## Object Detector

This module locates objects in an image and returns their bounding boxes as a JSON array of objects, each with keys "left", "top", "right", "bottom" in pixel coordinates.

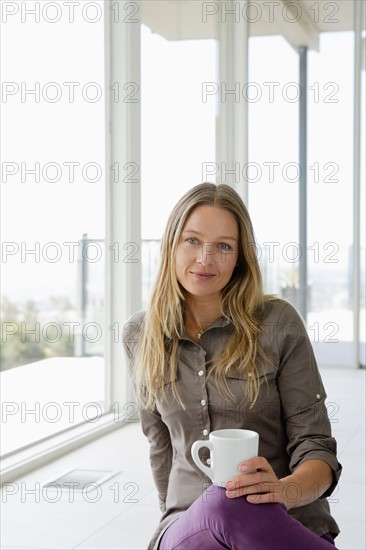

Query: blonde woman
[{"left": 123, "top": 183, "right": 341, "bottom": 550}]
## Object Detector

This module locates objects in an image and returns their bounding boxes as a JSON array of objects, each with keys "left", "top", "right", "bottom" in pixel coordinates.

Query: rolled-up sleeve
[{"left": 275, "top": 302, "right": 342, "bottom": 497}]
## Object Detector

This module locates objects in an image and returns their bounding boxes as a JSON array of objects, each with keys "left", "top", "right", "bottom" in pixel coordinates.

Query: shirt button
[
  {"left": 200, "top": 400, "right": 206, "bottom": 406},
  {"left": 198, "top": 370, "right": 204, "bottom": 376},
  {"left": 316, "top": 394, "right": 321, "bottom": 399},
  {"left": 202, "top": 429, "right": 209, "bottom": 436}
]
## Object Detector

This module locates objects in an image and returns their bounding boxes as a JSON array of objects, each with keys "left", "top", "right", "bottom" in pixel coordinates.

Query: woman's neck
[{"left": 184, "top": 296, "right": 223, "bottom": 331}]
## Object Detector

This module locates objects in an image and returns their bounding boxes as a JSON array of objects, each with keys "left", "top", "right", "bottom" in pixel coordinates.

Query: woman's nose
[{"left": 196, "top": 243, "right": 215, "bottom": 264}]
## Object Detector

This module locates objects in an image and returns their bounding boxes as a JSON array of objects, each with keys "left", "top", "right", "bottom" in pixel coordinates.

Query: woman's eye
[
  {"left": 186, "top": 238, "right": 199, "bottom": 245},
  {"left": 218, "top": 242, "right": 231, "bottom": 251}
]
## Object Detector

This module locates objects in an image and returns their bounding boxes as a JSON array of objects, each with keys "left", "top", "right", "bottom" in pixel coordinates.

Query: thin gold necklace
[{"left": 197, "top": 328, "right": 204, "bottom": 340}]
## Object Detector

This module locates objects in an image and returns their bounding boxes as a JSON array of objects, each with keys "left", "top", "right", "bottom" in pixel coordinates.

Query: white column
[
  {"left": 216, "top": 1, "right": 249, "bottom": 205},
  {"left": 299, "top": 47, "right": 308, "bottom": 322},
  {"left": 353, "top": 0, "right": 364, "bottom": 368},
  {"left": 105, "top": 1, "right": 142, "bottom": 406}
]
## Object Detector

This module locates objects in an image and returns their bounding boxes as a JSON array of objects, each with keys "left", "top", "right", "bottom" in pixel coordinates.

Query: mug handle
[{"left": 191, "top": 440, "right": 213, "bottom": 479}]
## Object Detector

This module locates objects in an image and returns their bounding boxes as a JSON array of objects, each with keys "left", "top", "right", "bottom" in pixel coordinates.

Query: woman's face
[{"left": 175, "top": 205, "right": 239, "bottom": 301}]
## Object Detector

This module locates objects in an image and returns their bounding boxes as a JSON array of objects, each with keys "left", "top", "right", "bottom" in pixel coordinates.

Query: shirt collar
[{"left": 180, "top": 315, "right": 233, "bottom": 341}]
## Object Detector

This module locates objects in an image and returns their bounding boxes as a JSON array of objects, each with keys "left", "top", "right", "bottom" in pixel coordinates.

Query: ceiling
[{"left": 141, "top": 0, "right": 364, "bottom": 52}]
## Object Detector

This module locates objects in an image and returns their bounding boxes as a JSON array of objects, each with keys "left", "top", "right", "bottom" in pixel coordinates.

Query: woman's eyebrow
[{"left": 182, "top": 229, "right": 237, "bottom": 241}]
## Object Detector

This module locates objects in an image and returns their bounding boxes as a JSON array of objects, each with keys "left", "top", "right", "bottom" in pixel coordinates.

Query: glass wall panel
[
  {"left": 1, "top": 3, "right": 106, "bottom": 454},
  {"left": 248, "top": 35, "right": 299, "bottom": 305},
  {"left": 307, "top": 32, "right": 354, "bottom": 366},
  {"left": 140, "top": 10, "right": 217, "bottom": 306},
  {"left": 359, "top": 30, "right": 365, "bottom": 369}
]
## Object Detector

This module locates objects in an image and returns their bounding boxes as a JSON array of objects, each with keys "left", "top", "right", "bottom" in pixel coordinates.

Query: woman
[{"left": 123, "top": 183, "right": 342, "bottom": 550}]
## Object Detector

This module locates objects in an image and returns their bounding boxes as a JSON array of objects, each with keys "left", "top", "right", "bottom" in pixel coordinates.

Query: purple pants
[{"left": 158, "top": 486, "right": 336, "bottom": 550}]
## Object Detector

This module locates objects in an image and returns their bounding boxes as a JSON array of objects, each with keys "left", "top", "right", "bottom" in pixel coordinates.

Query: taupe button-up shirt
[{"left": 123, "top": 299, "right": 342, "bottom": 549}]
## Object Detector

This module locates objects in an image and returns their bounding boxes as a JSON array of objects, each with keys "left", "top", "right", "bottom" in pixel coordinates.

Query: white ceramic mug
[{"left": 191, "top": 429, "right": 259, "bottom": 486}]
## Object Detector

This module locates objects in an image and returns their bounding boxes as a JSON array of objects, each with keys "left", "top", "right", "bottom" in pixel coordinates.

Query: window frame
[{"left": 1, "top": 1, "right": 142, "bottom": 483}]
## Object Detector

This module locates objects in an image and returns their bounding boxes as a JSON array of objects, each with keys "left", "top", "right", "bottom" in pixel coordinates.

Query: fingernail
[
  {"left": 239, "top": 464, "right": 247, "bottom": 472},
  {"left": 226, "top": 481, "right": 234, "bottom": 490}
]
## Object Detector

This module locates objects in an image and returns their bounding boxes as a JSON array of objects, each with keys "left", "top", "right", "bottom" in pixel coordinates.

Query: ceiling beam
[{"left": 259, "top": 0, "right": 319, "bottom": 52}]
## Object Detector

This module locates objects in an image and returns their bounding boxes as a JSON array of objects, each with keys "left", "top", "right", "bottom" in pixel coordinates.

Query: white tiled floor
[
  {"left": 319, "top": 367, "right": 366, "bottom": 550},
  {"left": 1, "top": 366, "right": 365, "bottom": 550}
]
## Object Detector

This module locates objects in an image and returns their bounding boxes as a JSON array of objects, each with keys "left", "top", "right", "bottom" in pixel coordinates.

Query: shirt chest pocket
[
  {"left": 224, "top": 362, "right": 278, "bottom": 402},
  {"left": 216, "top": 363, "right": 281, "bottom": 425}
]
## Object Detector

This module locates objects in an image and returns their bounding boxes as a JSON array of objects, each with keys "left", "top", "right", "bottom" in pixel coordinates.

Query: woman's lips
[{"left": 190, "top": 271, "right": 216, "bottom": 280}]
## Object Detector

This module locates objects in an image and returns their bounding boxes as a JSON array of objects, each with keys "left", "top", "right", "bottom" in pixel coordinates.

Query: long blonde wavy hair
[{"left": 133, "top": 183, "right": 274, "bottom": 410}]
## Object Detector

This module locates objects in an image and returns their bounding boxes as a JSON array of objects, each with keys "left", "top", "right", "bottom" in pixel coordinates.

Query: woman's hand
[
  {"left": 225, "top": 457, "right": 333, "bottom": 510},
  {"left": 225, "top": 456, "right": 293, "bottom": 509}
]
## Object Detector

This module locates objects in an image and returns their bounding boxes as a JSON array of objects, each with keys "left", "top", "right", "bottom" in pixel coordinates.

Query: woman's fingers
[
  {"left": 225, "top": 457, "right": 288, "bottom": 505},
  {"left": 226, "top": 471, "right": 261, "bottom": 490},
  {"left": 238, "top": 456, "right": 271, "bottom": 473},
  {"left": 246, "top": 491, "right": 285, "bottom": 505},
  {"left": 226, "top": 481, "right": 280, "bottom": 498},
  {"left": 225, "top": 478, "right": 289, "bottom": 507},
  {"left": 226, "top": 457, "right": 276, "bottom": 491}
]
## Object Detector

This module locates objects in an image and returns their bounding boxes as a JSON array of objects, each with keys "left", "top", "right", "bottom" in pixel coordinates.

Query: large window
[
  {"left": 140, "top": 16, "right": 218, "bottom": 306},
  {"left": 307, "top": 32, "right": 355, "bottom": 366},
  {"left": 248, "top": 35, "right": 299, "bottom": 300},
  {"left": 248, "top": 30, "right": 361, "bottom": 368},
  {"left": 1, "top": 2, "right": 106, "bottom": 454}
]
